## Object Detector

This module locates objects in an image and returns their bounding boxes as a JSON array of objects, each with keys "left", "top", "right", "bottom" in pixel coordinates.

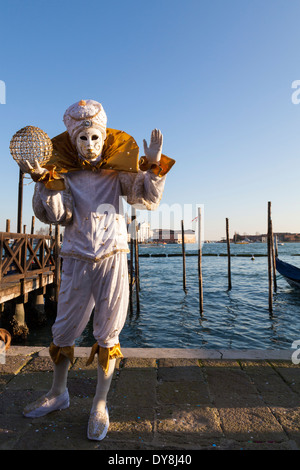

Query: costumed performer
[{"left": 21, "top": 99, "right": 175, "bottom": 441}]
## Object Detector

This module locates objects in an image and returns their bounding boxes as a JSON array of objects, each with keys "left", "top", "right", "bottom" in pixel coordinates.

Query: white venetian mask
[{"left": 75, "top": 127, "right": 104, "bottom": 161}]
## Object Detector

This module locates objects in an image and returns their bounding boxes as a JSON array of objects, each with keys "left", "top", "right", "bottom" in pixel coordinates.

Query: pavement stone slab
[
  {"left": 157, "top": 380, "right": 210, "bottom": 406},
  {"left": 218, "top": 406, "right": 288, "bottom": 442},
  {"left": 111, "top": 369, "right": 157, "bottom": 408},
  {"left": 155, "top": 405, "right": 223, "bottom": 448},
  {"left": 1, "top": 347, "right": 300, "bottom": 450}
]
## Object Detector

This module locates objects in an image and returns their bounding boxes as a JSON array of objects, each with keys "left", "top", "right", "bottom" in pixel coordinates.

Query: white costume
[
  {"left": 33, "top": 165, "right": 166, "bottom": 350},
  {"left": 22, "top": 99, "right": 174, "bottom": 440}
]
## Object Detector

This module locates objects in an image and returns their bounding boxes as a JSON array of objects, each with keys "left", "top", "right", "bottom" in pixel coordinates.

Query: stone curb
[{"left": 5, "top": 346, "right": 293, "bottom": 361}]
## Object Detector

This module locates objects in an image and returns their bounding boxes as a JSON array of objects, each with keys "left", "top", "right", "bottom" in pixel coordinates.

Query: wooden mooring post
[
  {"left": 31, "top": 215, "right": 35, "bottom": 234},
  {"left": 270, "top": 219, "right": 277, "bottom": 292},
  {"left": 181, "top": 219, "right": 187, "bottom": 294},
  {"left": 129, "top": 222, "right": 134, "bottom": 316},
  {"left": 198, "top": 208, "right": 203, "bottom": 315},
  {"left": 17, "top": 168, "right": 24, "bottom": 233},
  {"left": 267, "top": 201, "right": 273, "bottom": 313},
  {"left": 226, "top": 217, "right": 232, "bottom": 291},
  {"left": 275, "top": 235, "right": 278, "bottom": 259},
  {"left": 129, "top": 207, "right": 140, "bottom": 315},
  {"left": 134, "top": 209, "right": 140, "bottom": 314}
]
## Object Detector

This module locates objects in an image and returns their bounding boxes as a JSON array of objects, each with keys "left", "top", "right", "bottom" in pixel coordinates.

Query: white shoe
[
  {"left": 87, "top": 406, "right": 109, "bottom": 441},
  {"left": 23, "top": 389, "right": 70, "bottom": 418}
]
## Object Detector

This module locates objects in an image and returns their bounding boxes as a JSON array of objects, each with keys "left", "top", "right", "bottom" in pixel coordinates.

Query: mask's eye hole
[
  {"left": 80, "top": 136, "right": 87, "bottom": 140},
  {"left": 92, "top": 135, "right": 99, "bottom": 140}
]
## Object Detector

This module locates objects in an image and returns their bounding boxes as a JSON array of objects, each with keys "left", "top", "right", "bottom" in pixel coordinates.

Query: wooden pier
[{"left": 0, "top": 229, "right": 61, "bottom": 338}]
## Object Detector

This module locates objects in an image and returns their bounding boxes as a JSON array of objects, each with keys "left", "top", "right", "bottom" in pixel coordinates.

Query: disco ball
[{"left": 9, "top": 126, "right": 53, "bottom": 167}]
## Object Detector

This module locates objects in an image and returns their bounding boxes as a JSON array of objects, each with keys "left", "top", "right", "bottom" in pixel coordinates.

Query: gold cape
[{"left": 34, "top": 128, "right": 175, "bottom": 190}]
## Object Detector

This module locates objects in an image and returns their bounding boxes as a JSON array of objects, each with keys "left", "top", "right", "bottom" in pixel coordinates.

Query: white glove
[
  {"left": 143, "top": 129, "right": 163, "bottom": 164},
  {"left": 18, "top": 159, "right": 49, "bottom": 178}
]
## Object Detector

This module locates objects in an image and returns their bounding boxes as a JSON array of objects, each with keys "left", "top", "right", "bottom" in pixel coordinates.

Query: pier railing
[{"left": 0, "top": 232, "right": 57, "bottom": 283}]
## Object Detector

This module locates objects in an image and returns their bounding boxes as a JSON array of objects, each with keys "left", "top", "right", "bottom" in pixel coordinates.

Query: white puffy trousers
[{"left": 52, "top": 252, "right": 129, "bottom": 349}]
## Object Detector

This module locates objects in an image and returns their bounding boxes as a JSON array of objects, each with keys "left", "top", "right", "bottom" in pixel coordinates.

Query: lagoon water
[{"left": 22, "top": 242, "right": 300, "bottom": 351}]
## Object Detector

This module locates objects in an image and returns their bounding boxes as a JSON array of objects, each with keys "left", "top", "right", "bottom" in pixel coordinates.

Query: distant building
[
  {"left": 137, "top": 222, "right": 151, "bottom": 242},
  {"left": 151, "top": 229, "right": 176, "bottom": 243},
  {"left": 233, "top": 232, "right": 300, "bottom": 243},
  {"left": 151, "top": 229, "right": 196, "bottom": 244},
  {"left": 176, "top": 229, "right": 196, "bottom": 244},
  {"left": 278, "top": 232, "right": 300, "bottom": 242}
]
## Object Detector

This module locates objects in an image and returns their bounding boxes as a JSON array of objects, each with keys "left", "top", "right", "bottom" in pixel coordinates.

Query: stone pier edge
[{"left": 6, "top": 346, "right": 294, "bottom": 361}]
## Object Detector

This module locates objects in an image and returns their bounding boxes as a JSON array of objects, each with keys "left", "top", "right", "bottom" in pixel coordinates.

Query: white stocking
[
  {"left": 47, "top": 356, "right": 70, "bottom": 398},
  {"left": 91, "top": 358, "right": 116, "bottom": 413}
]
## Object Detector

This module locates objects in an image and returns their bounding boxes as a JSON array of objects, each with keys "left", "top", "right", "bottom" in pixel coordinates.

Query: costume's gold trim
[
  {"left": 49, "top": 342, "right": 75, "bottom": 365},
  {"left": 35, "top": 129, "right": 174, "bottom": 190},
  {"left": 86, "top": 342, "right": 123, "bottom": 375},
  {"left": 32, "top": 167, "right": 66, "bottom": 190},
  {"left": 139, "top": 154, "right": 175, "bottom": 177},
  {"left": 43, "top": 128, "right": 139, "bottom": 190},
  {"left": 60, "top": 248, "right": 130, "bottom": 263}
]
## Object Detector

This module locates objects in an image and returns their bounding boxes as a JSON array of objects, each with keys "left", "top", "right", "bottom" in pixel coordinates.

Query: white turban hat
[{"left": 63, "top": 99, "right": 107, "bottom": 145}]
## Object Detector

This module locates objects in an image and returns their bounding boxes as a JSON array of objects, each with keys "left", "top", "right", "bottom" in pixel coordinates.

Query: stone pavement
[{"left": 1, "top": 346, "right": 300, "bottom": 451}]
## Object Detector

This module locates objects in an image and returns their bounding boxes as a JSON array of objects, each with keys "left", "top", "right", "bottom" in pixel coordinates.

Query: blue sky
[{"left": 1, "top": 0, "right": 300, "bottom": 240}]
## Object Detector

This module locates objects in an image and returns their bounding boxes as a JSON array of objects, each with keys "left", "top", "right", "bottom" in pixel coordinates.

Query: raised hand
[
  {"left": 18, "top": 159, "right": 48, "bottom": 178},
  {"left": 143, "top": 129, "right": 163, "bottom": 164}
]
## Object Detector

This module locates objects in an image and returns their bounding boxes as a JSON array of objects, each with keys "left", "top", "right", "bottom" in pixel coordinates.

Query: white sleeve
[
  {"left": 32, "top": 181, "right": 73, "bottom": 225},
  {"left": 119, "top": 170, "right": 166, "bottom": 210}
]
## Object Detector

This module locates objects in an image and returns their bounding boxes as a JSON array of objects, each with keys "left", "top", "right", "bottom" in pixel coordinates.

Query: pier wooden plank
[{"left": 0, "top": 271, "right": 54, "bottom": 303}]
